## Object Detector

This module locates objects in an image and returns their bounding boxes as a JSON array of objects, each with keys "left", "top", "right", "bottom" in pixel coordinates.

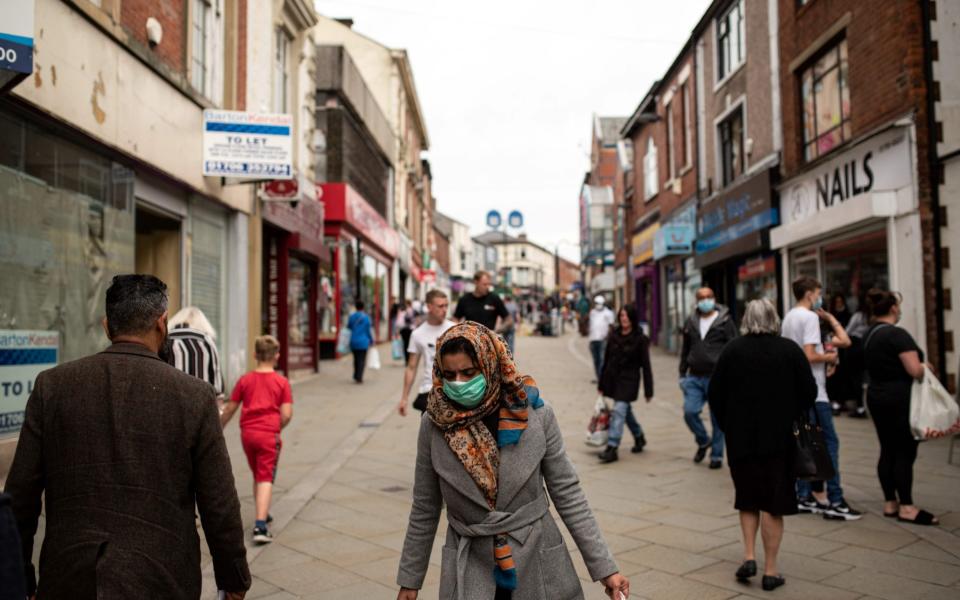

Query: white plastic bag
[
  {"left": 336, "top": 327, "right": 351, "bottom": 355},
  {"left": 585, "top": 396, "right": 612, "bottom": 447},
  {"left": 367, "top": 346, "right": 382, "bottom": 370},
  {"left": 910, "top": 366, "right": 960, "bottom": 440}
]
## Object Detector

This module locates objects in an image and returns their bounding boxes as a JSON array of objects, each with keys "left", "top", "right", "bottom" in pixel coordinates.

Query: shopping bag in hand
[
  {"left": 586, "top": 396, "right": 612, "bottom": 447},
  {"left": 336, "top": 327, "right": 351, "bottom": 355},
  {"left": 391, "top": 338, "right": 404, "bottom": 361},
  {"left": 367, "top": 347, "right": 382, "bottom": 370},
  {"left": 910, "top": 366, "right": 960, "bottom": 440}
]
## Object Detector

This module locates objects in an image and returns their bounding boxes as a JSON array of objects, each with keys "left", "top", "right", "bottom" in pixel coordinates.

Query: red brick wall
[
  {"left": 121, "top": 0, "right": 187, "bottom": 75},
  {"left": 779, "top": 0, "right": 939, "bottom": 364}
]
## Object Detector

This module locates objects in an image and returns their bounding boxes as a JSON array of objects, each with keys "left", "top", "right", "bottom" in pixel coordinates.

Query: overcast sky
[{"left": 314, "top": 0, "right": 712, "bottom": 261}]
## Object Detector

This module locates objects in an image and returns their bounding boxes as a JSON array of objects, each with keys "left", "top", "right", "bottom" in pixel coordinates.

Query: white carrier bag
[{"left": 910, "top": 366, "right": 960, "bottom": 440}]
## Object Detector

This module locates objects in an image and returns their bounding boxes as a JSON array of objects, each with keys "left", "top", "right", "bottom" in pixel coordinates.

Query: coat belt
[{"left": 446, "top": 492, "right": 549, "bottom": 600}]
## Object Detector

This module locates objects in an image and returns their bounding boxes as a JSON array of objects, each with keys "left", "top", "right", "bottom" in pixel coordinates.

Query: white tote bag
[
  {"left": 909, "top": 366, "right": 960, "bottom": 440},
  {"left": 367, "top": 346, "right": 382, "bottom": 370}
]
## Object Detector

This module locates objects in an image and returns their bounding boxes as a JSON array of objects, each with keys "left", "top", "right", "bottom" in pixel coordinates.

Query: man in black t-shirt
[{"left": 454, "top": 271, "right": 512, "bottom": 333}]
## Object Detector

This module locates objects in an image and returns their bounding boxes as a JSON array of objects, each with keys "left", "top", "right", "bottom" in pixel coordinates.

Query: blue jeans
[
  {"left": 681, "top": 376, "right": 724, "bottom": 460},
  {"left": 504, "top": 329, "right": 516, "bottom": 356},
  {"left": 607, "top": 400, "right": 644, "bottom": 448},
  {"left": 797, "top": 402, "right": 844, "bottom": 504},
  {"left": 589, "top": 340, "right": 605, "bottom": 380}
]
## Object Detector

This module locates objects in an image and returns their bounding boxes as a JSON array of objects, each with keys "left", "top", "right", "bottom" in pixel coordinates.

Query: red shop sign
[{"left": 738, "top": 257, "right": 776, "bottom": 281}]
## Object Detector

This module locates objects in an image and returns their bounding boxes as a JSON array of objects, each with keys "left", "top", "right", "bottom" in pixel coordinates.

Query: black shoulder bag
[{"left": 794, "top": 408, "right": 836, "bottom": 482}]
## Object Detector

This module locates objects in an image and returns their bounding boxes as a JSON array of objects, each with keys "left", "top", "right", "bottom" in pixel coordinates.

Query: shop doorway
[{"left": 135, "top": 205, "right": 182, "bottom": 313}]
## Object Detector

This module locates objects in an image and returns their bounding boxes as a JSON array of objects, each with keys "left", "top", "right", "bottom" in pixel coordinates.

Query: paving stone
[
  {"left": 819, "top": 566, "right": 960, "bottom": 600},
  {"left": 641, "top": 507, "right": 738, "bottom": 533},
  {"left": 821, "top": 523, "right": 918, "bottom": 552},
  {"left": 626, "top": 524, "right": 732, "bottom": 553},
  {"left": 619, "top": 543, "right": 720, "bottom": 575},
  {"left": 255, "top": 558, "right": 363, "bottom": 595},
  {"left": 630, "top": 569, "right": 739, "bottom": 600},
  {"left": 686, "top": 560, "right": 860, "bottom": 600},
  {"left": 821, "top": 544, "right": 960, "bottom": 585},
  {"left": 896, "top": 540, "right": 960, "bottom": 566},
  {"left": 245, "top": 576, "right": 282, "bottom": 599},
  {"left": 705, "top": 542, "right": 853, "bottom": 582}
]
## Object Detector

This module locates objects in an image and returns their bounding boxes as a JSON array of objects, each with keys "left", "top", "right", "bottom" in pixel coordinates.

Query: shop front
[
  {"left": 772, "top": 124, "right": 925, "bottom": 348},
  {"left": 654, "top": 201, "right": 698, "bottom": 352},
  {"left": 695, "top": 168, "right": 780, "bottom": 321},
  {"left": 261, "top": 183, "right": 327, "bottom": 377},
  {"left": 631, "top": 221, "right": 660, "bottom": 342},
  {"left": 321, "top": 183, "right": 399, "bottom": 358}
]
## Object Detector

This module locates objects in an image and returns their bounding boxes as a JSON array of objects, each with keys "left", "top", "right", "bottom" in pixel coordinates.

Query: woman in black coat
[
  {"left": 708, "top": 299, "right": 816, "bottom": 592},
  {"left": 597, "top": 304, "right": 654, "bottom": 464}
]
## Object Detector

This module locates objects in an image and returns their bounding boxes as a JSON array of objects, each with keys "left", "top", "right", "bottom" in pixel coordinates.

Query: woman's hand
[
  {"left": 602, "top": 572, "right": 629, "bottom": 598},
  {"left": 397, "top": 587, "right": 418, "bottom": 600}
]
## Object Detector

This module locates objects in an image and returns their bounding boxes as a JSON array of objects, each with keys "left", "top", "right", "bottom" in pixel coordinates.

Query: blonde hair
[
  {"left": 740, "top": 298, "right": 781, "bottom": 335},
  {"left": 255, "top": 335, "right": 280, "bottom": 362},
  {"left": 168, "top": 306, "right": 217, "bottom": 340}
]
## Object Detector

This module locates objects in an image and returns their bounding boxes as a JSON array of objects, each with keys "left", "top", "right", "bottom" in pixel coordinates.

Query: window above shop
[
  {"left": 717, "top": 0, "right": 745, "bottom": 82},
  {"left": 273, "top": 27, "right": 291, "bottom": 113},
  {"left": 801, "top": 38, "right": 851, "bottom": 162},
  {"left": 643, "top": 137, "right": 658, "bottom": 201},
  {"left": 718, "top": 106, "right": 745, "bottom": 188}
]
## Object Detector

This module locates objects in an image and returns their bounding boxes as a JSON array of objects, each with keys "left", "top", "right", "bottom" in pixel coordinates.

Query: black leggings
[
  {"left": 352, "top": 349, "right": 367, "bottom": 382},
  {"left": 868, "top": 395, "right": 919, "bottom": 505}
]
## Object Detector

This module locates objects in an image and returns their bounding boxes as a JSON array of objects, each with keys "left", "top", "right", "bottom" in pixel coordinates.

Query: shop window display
[
  {"left": 823, "top": 229, "right": 887, "bottom": 311},
  {"left": 287, "top": 255, "right": 315, "bottom": 370},
  {"left": 0, "top": 110, "right": 135, "bottom": 368}
]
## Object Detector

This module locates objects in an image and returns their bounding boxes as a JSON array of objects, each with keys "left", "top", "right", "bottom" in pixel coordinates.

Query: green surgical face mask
[{"left": 442, "top": 374, "right": 487, "bottom": 408}]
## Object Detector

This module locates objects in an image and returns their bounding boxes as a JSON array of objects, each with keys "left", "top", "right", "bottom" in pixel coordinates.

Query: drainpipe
[{"left": 920, "top": 0, "right": 947, "bottom": 377}]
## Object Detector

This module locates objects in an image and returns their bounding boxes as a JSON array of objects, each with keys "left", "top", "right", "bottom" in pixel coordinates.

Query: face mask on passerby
[
  {"left": 811, "top": 292, "right": 824, "bottom": 311},
  {"left": 697, "top": 298, "right": 715, "bottom": 314},
  {"left": 443, "top": 374, "right": 487, "bottom": 408}
]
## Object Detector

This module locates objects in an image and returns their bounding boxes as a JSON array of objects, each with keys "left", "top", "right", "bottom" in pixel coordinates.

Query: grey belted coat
[{"left": 397, "top": 401, "right": 618, "bottom": 599}]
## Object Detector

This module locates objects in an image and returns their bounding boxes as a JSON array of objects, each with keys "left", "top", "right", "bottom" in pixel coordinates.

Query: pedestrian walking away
[
  {"left": 708, "top": 299, "right": 818, "bottom": 592},
  {"left": 220, "top": 334, "right": 294, "bottom": 543},
  {"left": 396, "top": 322, "right": 629, "bottom": 600},
  {"left": 587, "top": 295, "right": 615, "bottom": 383},
  {"left": 678, "top": 286, "right": 736, "bottom": 469},
  {"left": 862, "top": 289, "right": 940, "bottom": 525},
  {"left": 168, "top": 306, "right": 225, "bottom": 407},
  {"left": 843, "top": 293, "right": 872, "bottom": 418},
  {"left": 348, "top": 300, "right": 375, "bottom": 383},
  {"left": 3, "top": 274, "right": 250, "bottom": 600},
  {"left": 781, "top": 276, "right": 862, "bottom": 521},
  {"left": 503, "top": 295, "right": 520, "bottom": 356},
  {"left": 454, "top": 270, "right": 513, "bottom": 334},
  {"left": 398, "top": 299, "right": 416, "bottom": 364},
  {"left": 597, "top": 304, "right": 654, "bottom": 464},
  {"left": 398, "top": 290, "right": 455, "bottom": 416}
]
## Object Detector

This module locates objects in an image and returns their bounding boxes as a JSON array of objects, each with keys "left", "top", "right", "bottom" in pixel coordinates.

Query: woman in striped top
[{"left": 168, "top": 306, "right": 224, "bottom": 404}]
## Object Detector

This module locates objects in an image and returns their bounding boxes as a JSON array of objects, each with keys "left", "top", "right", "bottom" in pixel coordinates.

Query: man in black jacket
[
  {"left": 679, "top": 286, "right": 737, "bottom": 469},
  {"left": 4, "top": 275, "right": 250, "bottom": 600}
]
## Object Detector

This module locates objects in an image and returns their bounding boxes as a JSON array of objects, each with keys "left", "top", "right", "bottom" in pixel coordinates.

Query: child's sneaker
[{"left": 253, "top": 525, "right": 273, "bottom": 544}]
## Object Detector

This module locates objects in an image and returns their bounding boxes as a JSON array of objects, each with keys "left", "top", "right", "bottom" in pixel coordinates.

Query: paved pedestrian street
[{"left": 198, "top": 332, "right": 960, "bottom": 600}]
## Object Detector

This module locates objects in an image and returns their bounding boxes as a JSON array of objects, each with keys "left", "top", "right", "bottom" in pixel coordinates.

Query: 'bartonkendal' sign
[
  {"left": 202, "top": 110, "right": 293, "bottom": 179},
  {"left": 0, "top": 330, "right": 58, "bottom": 436}
]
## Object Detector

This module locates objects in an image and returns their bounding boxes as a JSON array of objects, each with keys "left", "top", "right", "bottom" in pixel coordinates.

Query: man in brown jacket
[{"left": 4, "top": 274, "right": 250, "bottom": 599}]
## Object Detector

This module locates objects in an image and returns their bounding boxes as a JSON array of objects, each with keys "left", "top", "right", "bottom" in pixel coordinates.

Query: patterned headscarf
[{"left": 426, "top": 321, "right": 542, "bottom": 590}]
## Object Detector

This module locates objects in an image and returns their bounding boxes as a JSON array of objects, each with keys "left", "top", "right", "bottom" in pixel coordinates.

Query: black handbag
[{"left": 794, "top": 409, "right": 836, "bottom": 482}]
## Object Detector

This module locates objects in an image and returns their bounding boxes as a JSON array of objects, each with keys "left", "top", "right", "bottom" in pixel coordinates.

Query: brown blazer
[{"left": 3, "top": 343, "right": 250, "bottom": 599}]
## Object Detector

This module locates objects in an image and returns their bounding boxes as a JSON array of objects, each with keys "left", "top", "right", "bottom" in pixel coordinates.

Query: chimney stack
[{"left": 334, "top": 18, "right": 354, "bottom": 28}]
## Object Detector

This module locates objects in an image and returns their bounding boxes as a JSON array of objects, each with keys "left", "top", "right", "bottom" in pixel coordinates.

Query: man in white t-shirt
[
  {"left": 398, "top": 290, "right": 455, "bottom": 416},
  {"left": 781, "top": 276, "right": 861, "bottom": 521},
  {"left": 588, "top": 295, "right": 616, "bottom": 383}
]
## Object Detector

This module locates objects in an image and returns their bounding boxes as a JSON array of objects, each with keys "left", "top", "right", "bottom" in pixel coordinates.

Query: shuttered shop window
[{"left": 191, "top": 217, "right": 225, "bottom": 343}]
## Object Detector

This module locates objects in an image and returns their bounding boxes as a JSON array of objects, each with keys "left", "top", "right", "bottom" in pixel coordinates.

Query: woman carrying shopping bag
[
  {"left": 596, "top": 305, "right": 653, "bottom": 463},
  {"left": 863, "top": 289, "right": 940, "bottom": 525},
  {"left": 395, "top": 322, "right": 629, "bottom": 599},
  {"left": 348, "top": 300, "right": 375, "bottom": 383}
]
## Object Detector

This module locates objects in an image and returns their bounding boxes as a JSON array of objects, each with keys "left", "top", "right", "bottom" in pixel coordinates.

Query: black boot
[
  {"left": 631, "top": 435, "right": 646, "bottom": 453},
  {"left": 598, "top": 446, "right": 619, "bottom": 463}
]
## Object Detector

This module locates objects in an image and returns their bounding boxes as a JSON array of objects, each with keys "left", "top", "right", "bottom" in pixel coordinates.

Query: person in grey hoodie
[{"left": 679, "top": 287, "right": 738, "bottom": 469}]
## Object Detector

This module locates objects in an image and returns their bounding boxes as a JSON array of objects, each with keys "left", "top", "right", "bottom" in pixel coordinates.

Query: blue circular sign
[
  {"left": 508, "top": 210, "right": 523, "bottom": 229},
  {"left": 486, "top": 210, "right": 502, "bottom": 229}
]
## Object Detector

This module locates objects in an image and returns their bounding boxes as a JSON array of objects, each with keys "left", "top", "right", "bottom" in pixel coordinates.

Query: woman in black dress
[
  {"left": 709, "top": 299, "right": 816, "bottom": 592},
  {"left": 862, "top": 289, "right": 939, "bottom": 525}
]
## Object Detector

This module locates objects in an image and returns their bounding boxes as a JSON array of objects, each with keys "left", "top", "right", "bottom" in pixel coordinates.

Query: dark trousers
[
  {"left": 400, "top": 328, "right": 412, "bottom": 364},
  {"left": 589, "top": 340, "right": 605, "bottom": 380},
  {"left": 868, "top": 396, "right": 919, "bottom": 505},
  {"left": 352, "top": 349, "right": 368, "bottom": 382}
]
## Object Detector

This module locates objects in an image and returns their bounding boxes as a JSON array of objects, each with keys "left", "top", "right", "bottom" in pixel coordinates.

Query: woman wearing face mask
[
  {"left": 395, "top": 322, "right": 630, "bottom": 600},
  {"left": 862, "top": 289, "right": 940, "bottom": 525},
  {"left": 597, "top": 305, "right": 654, "bottom": 463}
]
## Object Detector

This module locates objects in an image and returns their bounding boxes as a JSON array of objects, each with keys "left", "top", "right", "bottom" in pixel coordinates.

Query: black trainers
[
  {"left": 252, "top": 526, "right": 273, "bottom": 544},
  {"left": 824, "top": 500, "right": 863, "bottom": 521},
  {"left": 798, "top": 496, "right": 830, "bottom": 514},
  {"left": 709, "top": 459, "right": 723, "bottom": 469},
  {"left": 693, "top": 444, "right": 709, "bottom": 463},
  {"left": 762, "top": 575, "right": 785, "bottom": 591},
  {"left": 631, "top": 435, "right": 646, "bottom": 454},
  {"left": 266, "top": 513, "right": 274, "bottom": 524},
  {"left": 735, "top": 559, "right": 757, "bottom": 581}
]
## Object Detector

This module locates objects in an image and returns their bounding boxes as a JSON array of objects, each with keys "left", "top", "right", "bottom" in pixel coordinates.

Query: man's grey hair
[
  {"left": 740, "top": 298, "right": 781, "bottom": 335},
  {"left": 105, "top": 274, "right": 169, "bottom": 337}
]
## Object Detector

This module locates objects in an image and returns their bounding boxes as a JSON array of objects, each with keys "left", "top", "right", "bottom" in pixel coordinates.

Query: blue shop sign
[
  {"left": 695, "top": 170, "right": 777, "bottom": 258},
  {"left": 0, "top": 1, "right": 34, "bottom": 88},
  {"left": 695, "top": 208, "right": 779, "bottom": 254},
  {"left": 653, "top": 224, "right": 695, "bottom": 259}
]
